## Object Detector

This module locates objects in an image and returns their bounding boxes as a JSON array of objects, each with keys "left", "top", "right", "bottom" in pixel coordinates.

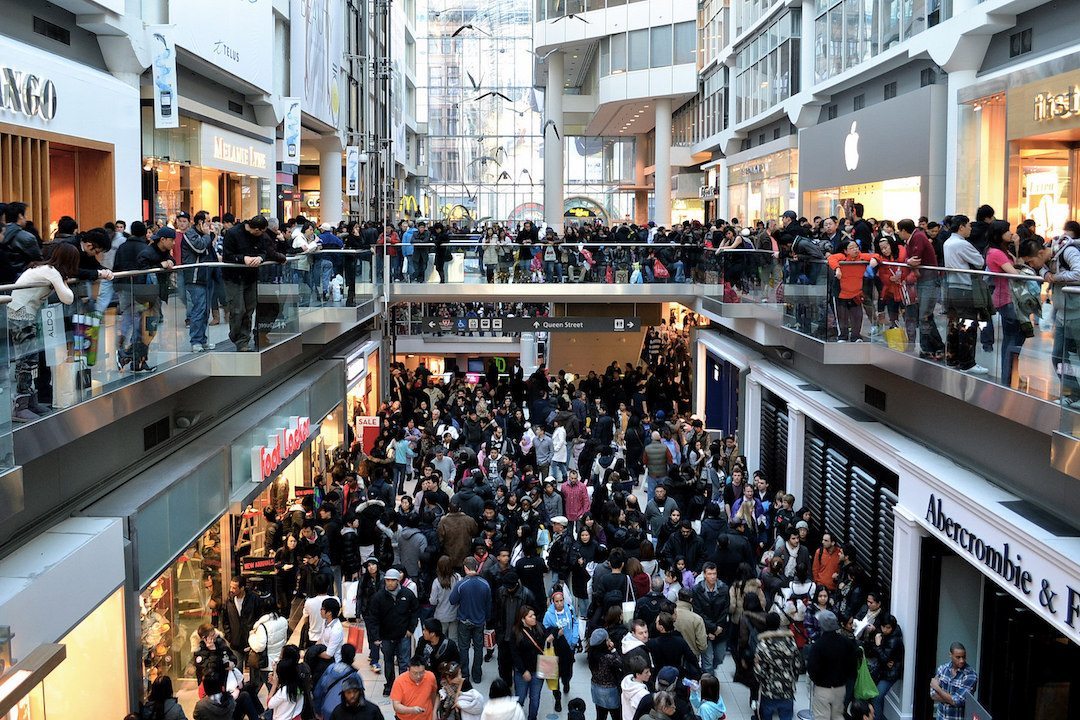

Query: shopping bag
[
  {"left": 347, "top": 623, "right": 364, "bottom": 652},
  {"left": 654, "top": 262, "right": 670, "bottom": 280},
  {"left": 536, "top": 649, "right": 559, "bottom": 681},
  {"left": 884, "top": 325, "right": 908, "bottom": 352},
  {"left": 483, "top": 629, "right": 496, "bottom": 650},
  {"left": 854, "top": 649, "right": 879, "bottom": 700},
  {"left": 342, "top": 581, "right": 359, "bottom": 620}
]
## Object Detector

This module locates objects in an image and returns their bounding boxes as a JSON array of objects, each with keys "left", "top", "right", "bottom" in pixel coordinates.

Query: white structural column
[
  {"left": 653, "top": 98, "right": 672, "bottom": 226},
  {"left": 742, "top": 375, "right": 761, "bottom": 470},
  {"left": 715, "top": 158, "right": 729, "bottom": 221},
  {"left": 520, "top": 332, "right": 538, "bottom": 375},
  {"left": 944, "top": 68, "right": 977, "bottom": 216},
  {"left": 543, "top": 51, "right": 565, "bottom": 232},
  {"left": 890, "top": 505, "right": 929, "bottom": 720},
  {"left": 318, "top": 135, "right": 344, "bottom": 225},
  {"left": 784, "top": 406, "right": 806, "bottom": 501}
]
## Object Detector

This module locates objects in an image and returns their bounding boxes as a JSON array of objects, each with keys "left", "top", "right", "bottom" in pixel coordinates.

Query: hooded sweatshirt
[
  {"left": 621, "top": 674, "right": 651, "bottom": 720},
  {"left": 480, "top": 697, "right": 526, "bottom": 720}
]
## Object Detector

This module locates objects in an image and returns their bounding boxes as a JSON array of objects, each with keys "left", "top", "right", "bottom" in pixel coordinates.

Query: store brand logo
[
  {"left": 844, "top": 121, "right": 859, "bottom": 171},
  {"left": 213, "top": 136, "right": 268, "bottom": 170},
  {"left": 212, "top": 41, "right": 240, "bottom": 64},
  {"left": 251, "top": 415, "right": 311, "bottom": 483},
  {"left": 1033, "top": 85, "right": 1080, "bottom": 122},
  {"left": 0, "top": 67, "right": 57, "bottom": 121}
]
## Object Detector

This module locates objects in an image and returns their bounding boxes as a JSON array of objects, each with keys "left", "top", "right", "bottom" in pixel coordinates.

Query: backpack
[
  {"left": 792, "top": 235, "right": 827, "bottom": 260},
  {"left": 1011, "top": 265, "right": 1041, "bottom": 316}
]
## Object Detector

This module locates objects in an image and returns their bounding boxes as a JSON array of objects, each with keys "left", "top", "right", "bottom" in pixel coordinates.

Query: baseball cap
[
  {"left": 154, "top": 227, "right": 177, "bottom": 240},
  {"left": 175, "top": 211, "right": 191, "bottom": 220},
  {"left": 384, "top": 569, "right": 402, "bottom": 580},
  {"left": 656, "top": 666, "right": 680, "bottom": 688},
  {"left": 782, "top": 210, "right": 798, "bottom": 220}
]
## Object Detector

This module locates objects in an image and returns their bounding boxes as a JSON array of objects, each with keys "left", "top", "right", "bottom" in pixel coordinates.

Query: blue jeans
[
  {"left": 551, "top": 460, "right": 567, "bottom": 482},
  {"left": 760, "top": 696, "right": 793, "bottom": 720},
  {"left": 514, "top": 671, "right": 543, "bottom": 720},
  {"left": 456, "top": 621, "right": 486, "bottom": 683},
  {"left": 646, "top": 474, "right": 662, "bottom": 500},
  {"left": 184, "top": 283, "right": 209, "bottom": 346},
  {"left": 997, "top": 302, "right": 1026, "bottom": 385},
  {"left": 117, "top": 289, "right": 136, "bottom": 349},
  {"left": 94, "top": 279, "right": 114, "bottom": 315},
  {"left": 391, "top": 254, "right": 404, "bottom": 281},
  {"left": 380, "top": 636, "right": 412, "bottom": 686},
  {"left": 701, "top": 634, "right": 728, "bottom": 675},
  {"left": 544, "top": 260, "right": 562, "bottom": 282},
  {"left": 1052, "top": 321, "right": 1080, "bottom": 398},
  {"left": 873, "top": 678, "right": 895, "bottom": 719}
]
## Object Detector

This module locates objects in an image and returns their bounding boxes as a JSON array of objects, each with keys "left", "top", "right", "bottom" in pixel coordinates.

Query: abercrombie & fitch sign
[
  {"left": 0, "top": 67, "right": 58, "bottom": 121},
  {"left": 922, "top": 492, "right": 1080, "bottom": 640}
]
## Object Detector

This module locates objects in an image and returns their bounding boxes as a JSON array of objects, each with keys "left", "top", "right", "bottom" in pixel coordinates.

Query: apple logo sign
[{"left": 845, "top": 121, "right": 860, "bottom": 171}]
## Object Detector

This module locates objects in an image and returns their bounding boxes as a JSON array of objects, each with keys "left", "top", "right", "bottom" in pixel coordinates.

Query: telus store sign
[{"left": 251, "top": 416, "right": 311, "bottom": 483}]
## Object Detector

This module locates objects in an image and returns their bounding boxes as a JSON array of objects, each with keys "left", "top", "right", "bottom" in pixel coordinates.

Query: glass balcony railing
[
  {"left": 1059, "top": 287, "right": 1080, "bottom": 429},
  {"left": 0, "top": 255, "right": 380, "bottom": 431},
  {"left": 379, "top": 238, "right": 755, "bottom": 285}
]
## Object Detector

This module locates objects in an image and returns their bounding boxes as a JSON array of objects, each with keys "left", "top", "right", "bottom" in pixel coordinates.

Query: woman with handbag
[
  {"left": 988, "top": 230, "right": 1050, "bottom": 386},
  {"left": 542, "top": 587, "right": 578, "bottom": 712},
  {"left": 512, "top": 607, "right": 550, "bottom": 720}
]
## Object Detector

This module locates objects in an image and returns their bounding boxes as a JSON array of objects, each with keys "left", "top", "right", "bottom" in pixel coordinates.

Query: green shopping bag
[{"left": 854, "top": 648, "right": 879, "bottom": 701}]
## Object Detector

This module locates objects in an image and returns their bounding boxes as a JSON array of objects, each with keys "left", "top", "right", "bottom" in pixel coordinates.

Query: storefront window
[
  {"left": 956, "top": 94, "right": 1006, "bottom": 219},
  {"left": 727, "top": 148, "right": 799, "bottom": 224},
  {"left": 804, "top": 175, "right": 922, "bottom": 222}
]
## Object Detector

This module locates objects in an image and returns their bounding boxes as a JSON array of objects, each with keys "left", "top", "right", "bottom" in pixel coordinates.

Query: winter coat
[
  {"left": 674, "top": 600, "right": 708, "bottom": 656},
  {"left": 340, "top": 526, "right": 363, "bottom": 579},
  {"left": 541, "top": 491, "right": 564, "bottom": 520},
  {"left": 329, "top": 697, "right": 383, "bottom": 720},
  {"left": 192, "top": 694, "right": 235, "bottom": 720},
  {"left": 754, "top": 628, "right": 804, "bottom": 699},
  {"left": 313, "top": 662, "right": 361, "bottom": 720},
  {"left": 866, "top": 626, "right": 905, "bottom": 683},
  {"left": 394, "top": 526, "right": 428, "bottom": 577},
  {"left": 366, "top": 586, "right": 419, "bottom": 642},
  {"left": 248, "top": 612, "right": 288, "bottom": 669},
  {"left": 140, "top": 698, "right": 186, "bottom": 720},
  {"left": 481, "top": 697, "right": 527, "bottom": 720},
  {"left": 438, "top": 512, "right": 478, "bottom": 567},
  {"left": 645, "top": 497, "right": 679, "bottom": 536},
  {"left": 806, "top": 630, "right": 859, "bottom": 689},
  {"left": 691, "top": 579, "right": 731, "bottom": 635},
  {"left": 646, "top": 631, "right": 702, "bottom": 678},
  {"left": 661, "top": 528, "right": 706, "bottom": 572}
]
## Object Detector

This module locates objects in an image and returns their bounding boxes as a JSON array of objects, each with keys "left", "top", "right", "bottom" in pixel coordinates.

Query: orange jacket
[
  {"left": 812, "top": 545, "right": 842, "bottom": 590},
  {"left": 876, "top": 246, "right": 917, "bottom": 302},
  {"left": 827, "top": 252, "right": 879, "bottom": 299}
]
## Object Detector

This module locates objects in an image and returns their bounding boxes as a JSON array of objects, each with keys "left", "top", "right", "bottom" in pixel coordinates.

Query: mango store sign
[
  {"left": 905, "top": 476, "right": 1080, "bottom": 644},
  {"left": 251, "top": 416, "right": 311, "bottom": 483}
]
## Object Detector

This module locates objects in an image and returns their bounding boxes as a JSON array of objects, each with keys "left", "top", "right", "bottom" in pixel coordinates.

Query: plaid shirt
[{"left": 933, "top": 662, "right": 978, "bottom": 720}]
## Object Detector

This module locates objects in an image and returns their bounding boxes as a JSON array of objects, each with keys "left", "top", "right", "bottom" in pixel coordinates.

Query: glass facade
[
  {"left": 700, "top": 66, "right": 729, "bottom": 141},
  {"left": 727, "top": 148, "right": 798, "bottom": 224},
  {"left": 700, "top": 0, "right": 729, "bottom": 68},
  {"left": 813, "top": 0, "right": 946, "bottom": 82},
  {"left": 598, "top": 22, "right": 699, "bottom": 76},
  {"left": 565, "top": 137, "right": 637, "bottom": 222},
  {"left": 535, "top": 0, "right": 649, "bottom": 21},
  {"left": 734, "top": 11, "right": 800, "bottom": 123}
]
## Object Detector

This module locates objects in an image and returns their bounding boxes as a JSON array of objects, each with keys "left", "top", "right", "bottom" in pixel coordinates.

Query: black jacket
[
  {"left": 330, "top": 698, "right": 383, "bottom": 720},
  {"left": 193, "top": 640, "right": 237, "bottom": 684},
  {"left": 222, "top": 591, "right": 260, "bottom": 651},
  {"left": 646, "top": 631, "right": 702, "bottom": 678},
  {"left": 419, "top": 636, "right": 460, "bottom": 671},
  {"left": 221, "top": 224, "right": 285, "bottom": 281},
  {"left": 806, "top": 631, "right": 859, "bottom": 688},
  {"left": 0, "top": 223, "right": 42, "bottom": 282},
  {"left": 340, "top": 527, "right": 363, "bottom": 578},
  {"left": 366, "top": 586, "right": 419, "bottom": 642},
  {"left": 662, "top": 529, "right": 706, "bottom": 572},
  {"left": 113, "top": 237, "right": 149, "bottom": 273},
  {"left": 634, "top": 592, "right": 674, "bottom": 638},
  {"left": 691, "top": 580, "right": 731, "bottom": 634}
]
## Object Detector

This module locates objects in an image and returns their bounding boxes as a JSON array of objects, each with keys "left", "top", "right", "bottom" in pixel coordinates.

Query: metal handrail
[{"left": 877, "top": 259, "right": 1040, "bottom": 281}]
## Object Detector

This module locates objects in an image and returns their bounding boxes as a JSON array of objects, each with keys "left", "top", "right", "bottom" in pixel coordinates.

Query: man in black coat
[
  {"left": 713, "top": 524, "right": 755, "bottom": 585},
  {"left": 646, "top": 611, "right": 702, "bottom": 679},
  {"left": 220, "top": 215, "right": 286, "bottom": 351},
  {"left": 222, "top": 578, "right": 261, "bottom": 671},
  {"left": 807, "top": 609, "right": 859, "bottom": 720},
  {"left": 635, "top": 576, "right": 675, "bottom": 638},
  {"left": 366, "top": 569, "right": 420, "bottom": 694}
]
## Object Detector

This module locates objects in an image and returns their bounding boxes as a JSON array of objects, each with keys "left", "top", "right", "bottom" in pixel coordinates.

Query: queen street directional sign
[{"left": 422, "top": 317, "right": 641, "bottom": 333}]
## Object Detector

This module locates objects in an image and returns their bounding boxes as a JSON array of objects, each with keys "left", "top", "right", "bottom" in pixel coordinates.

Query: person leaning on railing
[
  {"left": 7, "top": 242, "right": 80, "bottom": 421},
  {"left": 221, "top": 215, "right": 286, "bottom": 352},
  {"left": 1043, "top": 220, "right": 1080, "bottom": 403}
]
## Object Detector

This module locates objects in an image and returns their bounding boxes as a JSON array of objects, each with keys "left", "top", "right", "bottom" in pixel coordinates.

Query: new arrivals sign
[{"left": 903, "top": 474, "right": 1080, "bottom": 644}]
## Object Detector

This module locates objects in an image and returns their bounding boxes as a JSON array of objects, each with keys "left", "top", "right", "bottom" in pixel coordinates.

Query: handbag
[
  {"left": 621, "top": 575, "right": 636, "bottom": 627},
  {"left": 342, "top": 581, "right": 359, "bottom": 620},
  {"left": 483, "top": 628, "right": 497, "bottom": 650},
  {"left": 883, "top": 326, "right": 908, "bottom": 352},
  {"left": 347, "top": 623, "right": 365, "bottom": 652},
  {"left": 971, "top": 275, "right": 993, "bottom": 311},
  {"left": 536, "top": 648, "right": 559, "bottom": 681},
  {"left": 854, "top": 648, "right": 880, "bottom": 700}
]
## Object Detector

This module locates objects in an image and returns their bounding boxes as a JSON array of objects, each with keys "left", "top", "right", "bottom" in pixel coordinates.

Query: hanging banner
[
  {"left": 283, "top": 97, "right": 302, "bottom": 165},
  {"left": 346, "top": 145, "right": 361, "bottom": 197},
  {"left": 149, "top": 26, "right": 179, "bottom": 129}
]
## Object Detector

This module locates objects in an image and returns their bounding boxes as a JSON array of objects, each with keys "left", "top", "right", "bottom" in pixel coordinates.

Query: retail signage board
[
  {"left": 251, "top": 416, "right": 311, "bottom": 483},
  {"left": 200, "top": 124, "right": 274, "bottom": 178},
  {"left": 240, "top": 555, "right": 277, "bottom": 575},
  {"left": 170, "top": 0, "right": 274, "bottom": 92},
  {"left": 1007, "top": 67, "right": 1080, "bottom": 139},
  {"left": 902, "top": 472, "right": 1080, "bottom": 646},
  {"left": 422, "top": 317, "right": 641, "bottom": 333},
  {"left": 148, "top": 27, "right": 178, "bottom": 129}
]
